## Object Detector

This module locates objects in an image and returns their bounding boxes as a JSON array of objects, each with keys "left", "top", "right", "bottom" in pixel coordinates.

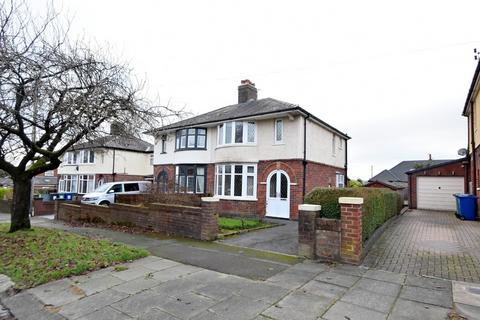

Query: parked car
[{"left": 81, "top": 181, "right": 150, "bottom": 205}]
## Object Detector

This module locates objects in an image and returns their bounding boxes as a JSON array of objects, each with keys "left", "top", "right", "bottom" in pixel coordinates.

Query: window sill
[
  {"left": 174, "top": 148, "right": 207, "bottom": 152},
  {"left": 214, "top": 196, "right": 258, "bottom": 201},
  {"left": 215, "top": 144, "right": 256, "bottom": 149},
  {"left": 273, "top": 142, "right": 285, "bottom": 146}
]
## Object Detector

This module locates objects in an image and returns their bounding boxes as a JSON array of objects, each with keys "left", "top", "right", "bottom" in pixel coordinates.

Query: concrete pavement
[{"left": 2, "top": 256, "right": 480, "bottom": 320}]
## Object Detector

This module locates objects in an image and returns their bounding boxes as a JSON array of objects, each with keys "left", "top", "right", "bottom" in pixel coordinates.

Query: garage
[
  {"left": 407, "top": 158, "right": 468, "bottom": 211},
  {"left": 416, "top": 177, "right": 464, "bottom": 211}
]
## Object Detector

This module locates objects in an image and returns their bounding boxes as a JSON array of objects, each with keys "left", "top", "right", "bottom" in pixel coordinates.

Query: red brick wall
[
  {"left": 57, "top": 200, "right": 219, "bottom": 241},
  {"left": 154, "top": 160, "right": 344, "bottom": 220},
  {"left": 408, "top": 160, "right": 467, "bottom": 209},
  {"left": 305, "top": 161, "right": 345, "bottom": 194},
  {"left": 33, "top": 199, "right": 55, "bottom": 216}
]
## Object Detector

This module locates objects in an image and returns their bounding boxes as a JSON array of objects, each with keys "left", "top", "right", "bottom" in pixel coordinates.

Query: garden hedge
[{"left": 304, "top": 187, "right": 402, "bottom": 242}]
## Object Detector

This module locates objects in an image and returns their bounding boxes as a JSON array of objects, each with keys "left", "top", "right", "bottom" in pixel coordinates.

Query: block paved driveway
[
  {"left": 363, "top": 209, "right": 480, "bottom": 283},
  {"left": 4, "top": 256, "right": 472, "bottom": 320}
]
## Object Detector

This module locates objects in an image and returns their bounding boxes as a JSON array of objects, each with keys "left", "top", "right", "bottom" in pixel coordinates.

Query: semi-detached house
[
  {"left": 150, "top": 80, "right": 349, "bottom": 220},
  {"left": 57, "top": 132, "right": 153, "bottom": 194}
]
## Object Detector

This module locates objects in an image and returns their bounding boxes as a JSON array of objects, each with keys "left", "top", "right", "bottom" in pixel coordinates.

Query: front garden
[{"left": 0, "top": 224, "right": 148, "bottom": 288}]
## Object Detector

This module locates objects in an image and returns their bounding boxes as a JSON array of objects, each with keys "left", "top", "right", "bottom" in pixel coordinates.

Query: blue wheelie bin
[{"left": 454, "top": 194, "right": 478, "bottom": 221}]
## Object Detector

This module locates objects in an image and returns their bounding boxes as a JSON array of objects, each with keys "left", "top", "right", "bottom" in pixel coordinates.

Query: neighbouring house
[
  {"left": 149, "top": 80, "right": 349, "bottom": 220},
  {"left": 33, "top": 170, "right": 58, "bottom": 195},
  {"left": 57, "top": 127, "right": 154, "bottom": 194},
  {"left": 463, "top": 59, "right": 480, "bottom": 210},
  {"left": 406, "top": 158, "right": 468, "bottom": 211},
  {"left": 365, "top": 158, "right": 456, "bottom": 203}
]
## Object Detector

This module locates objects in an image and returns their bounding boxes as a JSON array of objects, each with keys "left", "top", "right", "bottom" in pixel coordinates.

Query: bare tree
[{"left": 0, "top": 1, "right": 177, "bottom": 232}]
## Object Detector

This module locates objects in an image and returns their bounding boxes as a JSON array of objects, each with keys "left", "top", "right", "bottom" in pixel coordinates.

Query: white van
[{"left": 81, "top": 181, "right": 151, "bottom": 205}]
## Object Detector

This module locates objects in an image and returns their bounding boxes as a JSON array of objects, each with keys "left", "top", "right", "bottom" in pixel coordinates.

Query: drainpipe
[
  {"left": 471, "top": 101, "right": 476, "bottom": 194},
  {"left": 344, "top": 138, "right": 348, "bottom": 187},
  {"left": 302, "top": 114, "right": 309, "bottom": 198},
  {"left": 112, "top": 149, "right": 116, "bottom": 182}
]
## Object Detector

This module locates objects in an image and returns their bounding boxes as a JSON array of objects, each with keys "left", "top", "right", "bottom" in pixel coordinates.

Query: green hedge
[
  {"left": 304, "top": 187, "right": 402, "bottom": 242},
  {"left": 0, "top": 188, "right": 13, "bottom": 200}
]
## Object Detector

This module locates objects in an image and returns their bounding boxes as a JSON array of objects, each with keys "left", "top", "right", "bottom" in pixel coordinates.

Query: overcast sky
[{"left": 34, "top": 0, "right": 480, "bottom": 179}]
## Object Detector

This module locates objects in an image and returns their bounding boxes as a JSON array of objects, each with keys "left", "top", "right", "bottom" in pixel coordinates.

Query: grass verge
[{"left": 0, "top": 224, "right": 148, "bottom": 289}]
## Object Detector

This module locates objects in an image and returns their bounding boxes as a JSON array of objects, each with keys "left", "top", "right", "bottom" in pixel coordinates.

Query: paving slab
[
  {"left": 111, "top": 276, "right": 164, "bottom": 295},
  {"left": 453, "top": 280, "right": 480, "bottom": 307},
  {"left": 75, "top": 274, "right": 125, "bottom": 296},
  {"left": 137, "top": 308, "right": 179, "bottom": 320},
  {"left": 76, "top": 306, "right": 133, "bottom": 320},
  {"left": 110, "top": 290, "right": 168, "bottom": 317},
  {"left": 59, "top": 289, "right": 128, "bottom": 319},
  {"left": 2, "top": 292, "right": 65, "bottom": 320},
  {"left": 352, "top": 277, "right": 401, "bottom": 298},
  {"left": 151, "top": 264, "right": 202, "bottom": 282},
  {"left": 340, "top": 288, "right": 396, "bottom": 313},
  {"left": 454, "top": 302, "right": 480, "bottom": 320},
  {"left": 362, "top": 269, "right": 406, "bottom": 284},
  {"left": 400, "top": 285, "right": 453, "bottom": 308},
  {"left": 266, "top": 267, "right": 317, "bottom": 290},
  {"left": 314, "top": 270, "right": 360, "bottom": 288},
  {"left": 29, "top": 279, "right": 84, "bottom": 306},
  {"left": 110, "top": 266, "right": 154, "bottom": 281},
  {"left": 388, "top": 298, "right": 451, "bottom": 320},
  {"left": 322, "top": 300, "right": 386, "bottom": 320},
  {"left": 154, "top": 291, "right": 217, "bottom": 319},
  {"left": 262, "top": 291, "right": 332, "bottom": 320},
  {"left": 404, "top": 275, "right": 452, "bottom": 291},
  {"left": 191, "top": 294, "right": 272, "bottom": 320},
  {"left": 300, "top": 280, "right": 348, "bottom": 299}
]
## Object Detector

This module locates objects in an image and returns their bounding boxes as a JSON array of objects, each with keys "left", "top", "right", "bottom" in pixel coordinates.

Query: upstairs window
[
  {"left": 274, "top": 119, "right": 283, "bottom": 144},
  {"left": 218, "top": 121, "right": 256, "bottom": 146},
  {"left": 175, "top": 128, "right": 207, "bottom": 151},
  {"left": 80, "top": 150, "right": 95, "bottom": 164},
  {"left": 161, "top": 135, "right": 167, "bottom": 153},
  {"left": 63, "top": 150, "right": 94, "bottom": 165},
  {"left": 332, "top": 134, "right": 336, "bottom": 156}
]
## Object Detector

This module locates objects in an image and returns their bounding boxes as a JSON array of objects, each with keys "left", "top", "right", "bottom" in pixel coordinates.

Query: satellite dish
[{"left": 458, "top": 148, "right": 468, "bottom": 156}]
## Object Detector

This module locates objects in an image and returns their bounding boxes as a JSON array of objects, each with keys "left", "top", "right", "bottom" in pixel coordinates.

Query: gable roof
[
  {"left": 463, "top": 59, "right": 480, "bottom": 116},
  {"left": 369, "top": 159, "right": 454, "bottom": 184},
  {"left": 149, "top": 97, "right": 350, "bottom": 139},
  {"left": 364, "top": 179, "right": 406, "bottom": 190},
  {"left": 71, "top": 135, "right": 153, "bottom": 153}
]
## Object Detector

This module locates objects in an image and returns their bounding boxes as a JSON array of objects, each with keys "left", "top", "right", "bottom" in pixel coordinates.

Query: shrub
[
  {"left": 0, "top": 187, "right": 13, "bottom": 200},
  {"left": 304, "top": 187, "right": 402, "bottom": 242}
]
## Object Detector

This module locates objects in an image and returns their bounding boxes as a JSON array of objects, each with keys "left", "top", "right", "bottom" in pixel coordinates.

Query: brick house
[
  {"left": 149, "top": 80, "right": 349, "bottom": 220},
  {"left": 57, "top": 132, "right": 154, "bottom": 194}
]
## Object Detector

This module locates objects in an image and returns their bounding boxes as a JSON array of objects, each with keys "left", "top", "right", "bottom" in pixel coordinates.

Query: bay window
[
  {"left": 175, "top": 165, "right": 206, "bottom": 194},
  {"left": 78, "top": 174, "right": 95, "bottom": 193},
  {"left": 215, "top": 164, "right": 257, "bottom": 199},
  {"left": 217, "top": 121, "right": 256, "bottom": 146},
  {"left": 175, "top": 128, "right": 207, "bottom": 150}
]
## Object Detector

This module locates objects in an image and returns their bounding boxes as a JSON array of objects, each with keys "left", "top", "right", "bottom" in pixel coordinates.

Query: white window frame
[
  {"left": 59, "top": 174, "right": 78, "bottom": 193},
  {"left": 79, "top": 150, "right": 95, "bottom": 164},
  {"left": 44, "top": 170, "right": 54, "bottom": 177},
  {"left": 217, "top": 121, "right": 256, "bottom": 146},
  {"left": 274, "top": 119, "right": 284, "bottom": 144},
  {"left": 215, "top": 163, "right": 257, "bottom": 200},
  {"left": 78, "top": 174, "right": 95, "bottom": 194},
  {"left": 336, "top": 173, "right": 345, "bottom": 188}
]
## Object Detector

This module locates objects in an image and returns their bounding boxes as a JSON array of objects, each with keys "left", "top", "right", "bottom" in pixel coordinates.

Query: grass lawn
[
  {"left": 0, "top": 224, "right": 148, "bottom": 289},
  {"left": 218, "top": 217, "right": 273, "bottom": 232}
]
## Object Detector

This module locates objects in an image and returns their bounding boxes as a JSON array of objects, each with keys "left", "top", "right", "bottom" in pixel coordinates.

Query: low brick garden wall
[
  {"left": 33, "top": 199, "right": 56, "bottom": 216},
  {"left": 116, "top": 193, "right": 203, "bottom": 207},
  {"left": 57, "top": 197, "right": 219, "bottom": 241},
  {"left": 298, "top": 197, "right": 364, "bottom": 264}
]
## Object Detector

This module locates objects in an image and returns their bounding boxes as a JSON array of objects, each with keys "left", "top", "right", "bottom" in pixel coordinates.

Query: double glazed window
[
  {"left": 215, "top": 164, "right": 256, "bottom": 198},
  {"left": 274, "top": 119, "right": 283, "bottom": 144},
  {"left": 175, "top": 128, "right": 206, "bottom": 150},
  {"left": 63, "top": 150, "right": 95, "bottom": 165},
  {"left": 217, "top": 121, "right": 256, "bottom": 146},
  {"left": 78, "top": 175, "right": 95, "bottom": 194},
  {"left": 175, "top": 165, "right": 206, "bottom": 194},
  {"left": 336, "top": 173, "right": 345, "bottom": 188},
  {"left": 59, "top": 175, "right": 78, "bottom": 193}
]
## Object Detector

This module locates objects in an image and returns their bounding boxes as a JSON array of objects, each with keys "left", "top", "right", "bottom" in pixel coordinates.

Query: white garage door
[{"left": 417, "top": 177, "right": 464, "bottom": 211}]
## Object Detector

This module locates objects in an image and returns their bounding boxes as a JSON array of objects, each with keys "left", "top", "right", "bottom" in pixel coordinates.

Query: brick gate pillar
[
  {"left": 298, "top": 204, "right": 321, "bottom": 259},
  {"left": 201, "top": 197, "right": 220, "bottom": 241},
  {"left": 339, "top": 197, "right": 363, "bottom": 264}
]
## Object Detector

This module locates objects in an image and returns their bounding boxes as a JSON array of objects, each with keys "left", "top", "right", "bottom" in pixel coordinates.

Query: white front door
[{"left": 266, "top": 170, "right": 290, "bottom": 218}]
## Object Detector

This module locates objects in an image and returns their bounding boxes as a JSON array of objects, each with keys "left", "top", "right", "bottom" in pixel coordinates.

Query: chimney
[
  {"left": 110, "top": 122, "right": 125, "bottom": 136},
  {"left": 238, "top": 79, "right": 257, "bottom": 103}
]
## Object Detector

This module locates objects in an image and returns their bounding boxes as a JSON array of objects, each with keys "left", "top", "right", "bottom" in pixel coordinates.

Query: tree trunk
[{"left": 9, "top": 177, "right": 32, "bottom": 232}]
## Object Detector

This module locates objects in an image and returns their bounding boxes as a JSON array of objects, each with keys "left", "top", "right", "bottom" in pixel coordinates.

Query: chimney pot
[{"left": 238, "top": 79, "right": 258, "bottom": 103}]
